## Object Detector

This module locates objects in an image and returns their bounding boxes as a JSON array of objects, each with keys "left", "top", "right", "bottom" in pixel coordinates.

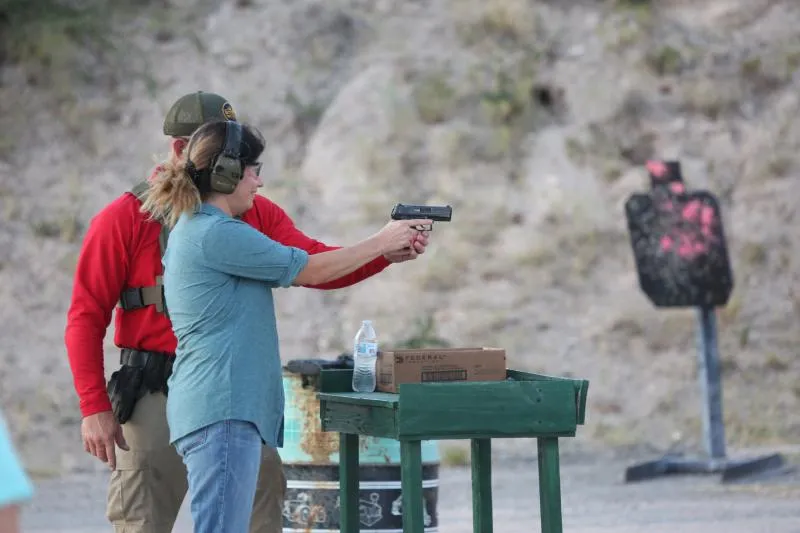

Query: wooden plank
[
  {"left": 339, "top": 433, "right": 360, "bottom": 533},
  {"left": 319, "top": 369, "right": 354, "bottom": 393},
  {"left": 507, "top": 368, "right": 578, "bottom": 384},
  {"left": 400, "top": 440, "right": 424, "bottom": 533},
  {"left": 575, "top": 379, "right": 590, "bottom": 425},
  {"left": 508, "top": 369, "right": 590, "bottom": 426},
  {"left": 397, "top": 380, "right": 577, "bottom": 439},
  {"left": 537, "top": 437, "right": 563, "bottom": 533},
  {"left": 507, "top": 369, "right": 548, "bottom": 381},
  {"left": 318, "top": 391, "right": 399, "bottom": 408},
  {"left": 319, "top": 399, "right": 398, "bottom": 439},
  {"left": 471, "top": 438, "right": 493, "bottom": 533},
  {"left": 391, "top": 430, "right": 575, "bottom": 441}
]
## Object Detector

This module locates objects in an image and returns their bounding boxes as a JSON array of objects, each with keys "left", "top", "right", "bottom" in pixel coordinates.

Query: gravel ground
[{"left": 20, "top": 451, "right": 800, "bottom": 533}]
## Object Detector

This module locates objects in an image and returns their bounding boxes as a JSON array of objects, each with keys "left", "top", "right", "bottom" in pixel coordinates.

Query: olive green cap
[{"left": 162, "top": 91, "right": 238, "bottom": 137}]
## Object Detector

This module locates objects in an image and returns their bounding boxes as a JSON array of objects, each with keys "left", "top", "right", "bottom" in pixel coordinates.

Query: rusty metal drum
[{"left": 280, "top": 370, "right": 441, "bottom": 532}]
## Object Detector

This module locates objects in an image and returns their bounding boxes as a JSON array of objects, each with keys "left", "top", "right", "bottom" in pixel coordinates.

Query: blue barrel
[{"left": 280, "top": 371, "right": 440, "bottom": 532}]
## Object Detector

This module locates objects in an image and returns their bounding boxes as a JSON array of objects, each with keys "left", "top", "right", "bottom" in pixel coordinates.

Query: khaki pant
[{"left": 106, "top": 392, "right": 286, "bottom": 533}]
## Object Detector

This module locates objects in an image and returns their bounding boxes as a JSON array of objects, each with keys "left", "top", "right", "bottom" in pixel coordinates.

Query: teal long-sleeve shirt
[{"left": 163, "top": 203, "right": 309, "bottom": 447}]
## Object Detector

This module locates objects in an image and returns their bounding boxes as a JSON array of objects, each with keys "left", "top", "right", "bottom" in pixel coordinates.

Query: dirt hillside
[{"left": 0, "top": 0, "right": 798, "bottom": 475}]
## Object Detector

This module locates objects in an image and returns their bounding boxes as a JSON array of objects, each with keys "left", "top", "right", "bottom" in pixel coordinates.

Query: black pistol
[{"left": 390, "top": 203, "right": 453, "bottom": 231}]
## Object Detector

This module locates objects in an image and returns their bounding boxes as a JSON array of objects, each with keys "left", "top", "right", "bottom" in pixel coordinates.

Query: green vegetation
[
  {"left": 394, "top": 315, "right": 451, "bottom": 349},
  {"left": 645, "top": 45, "right": 683, "bottom": 76},
  {"left": 2, "top": 0, "right": 108, "bottom": 65},
  {"left": 412, "top": 73, "right": 458, "bottom": 125},
  {"left": 30, "top": 213, "right": 83, "bottom": 243},
  {"left": 0, "top": 0, "right": 159, "bottom": 87},
  {"left": 440, "top": 444, "right": 470, "bottom": 467}
]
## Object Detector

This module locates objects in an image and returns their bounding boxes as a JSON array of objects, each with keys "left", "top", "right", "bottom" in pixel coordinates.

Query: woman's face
[{"left": 229, "top": 162, "right": 263, "bottom": 216}]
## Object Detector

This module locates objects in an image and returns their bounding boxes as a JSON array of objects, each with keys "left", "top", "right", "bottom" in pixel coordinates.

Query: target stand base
[{"left": 625, "top": 452, "right": 790, "bottom": 484}]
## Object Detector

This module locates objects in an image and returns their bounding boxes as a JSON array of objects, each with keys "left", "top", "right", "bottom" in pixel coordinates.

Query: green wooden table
[{"left": 317, "top": 368, "right": 589, "bottom": 533}]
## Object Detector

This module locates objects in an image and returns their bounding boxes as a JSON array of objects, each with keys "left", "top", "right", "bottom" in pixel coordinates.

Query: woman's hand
[
  {"left": 375, "top": 219, "right": 431, "bottom": 255},
  {"left": 384, "top": 231, "right": 429, "bottom": 263}
]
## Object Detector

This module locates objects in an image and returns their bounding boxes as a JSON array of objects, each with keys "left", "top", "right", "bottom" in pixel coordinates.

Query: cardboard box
[{"left": 376, "top": 347, "right": 506, "bottom": 393}]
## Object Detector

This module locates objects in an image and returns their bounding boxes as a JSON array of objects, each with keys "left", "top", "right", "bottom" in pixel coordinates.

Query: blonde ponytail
[
  {"left": 140, "top": 159, "right": 202, "bottom": 228},
  {"left": 140, "top": 120, "right": 229, "bottom": 227}
]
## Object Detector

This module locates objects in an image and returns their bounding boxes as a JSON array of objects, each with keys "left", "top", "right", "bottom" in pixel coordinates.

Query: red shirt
[{"left": 65, "top": 191, "right": 390, "bottom": 418}]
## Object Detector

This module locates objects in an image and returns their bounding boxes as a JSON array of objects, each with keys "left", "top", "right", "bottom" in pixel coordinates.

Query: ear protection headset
[
  {"left": 186, "top": 120, "right": 244, "bottom": 195},
  {"left": 209, "top": 120, "right": 243, "bottom": 194}
]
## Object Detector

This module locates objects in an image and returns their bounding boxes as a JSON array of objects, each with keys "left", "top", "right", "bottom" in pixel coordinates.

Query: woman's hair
[{"left": 141, "top": 120, "right": 266, "bottom": 227}]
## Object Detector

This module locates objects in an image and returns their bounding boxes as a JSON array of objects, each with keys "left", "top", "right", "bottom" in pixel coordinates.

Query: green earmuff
[{"left": 209, "top": 120, "right": 243, "bottom": 195}]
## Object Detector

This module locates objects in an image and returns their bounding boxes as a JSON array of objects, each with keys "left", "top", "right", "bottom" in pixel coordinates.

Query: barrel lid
[{"left": 283, "top": 353, "right": 353, "bottom": 377}]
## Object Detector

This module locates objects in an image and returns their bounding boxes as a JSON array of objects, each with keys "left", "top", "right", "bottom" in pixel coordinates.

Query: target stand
[{"left": 622, "top": 161, "right": 789, "bottom": 484}]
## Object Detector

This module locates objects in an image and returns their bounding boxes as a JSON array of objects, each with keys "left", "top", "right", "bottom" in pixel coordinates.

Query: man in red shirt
[{"left": 64, "top": 91, "right": 428, "bottom": 533}]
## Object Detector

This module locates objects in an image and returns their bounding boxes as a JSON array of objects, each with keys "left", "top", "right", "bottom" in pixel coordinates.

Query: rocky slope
[{"left": 0, "top": 0, "right": 798, "bottom": 475}]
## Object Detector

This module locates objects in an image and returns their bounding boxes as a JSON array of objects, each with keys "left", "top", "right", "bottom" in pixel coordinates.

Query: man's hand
[
  {"left": 384, "top": 231, "right": 429, "bottom": 264},
  {"left": 81, "top": 410, "right": 129, "bottom": 470}
]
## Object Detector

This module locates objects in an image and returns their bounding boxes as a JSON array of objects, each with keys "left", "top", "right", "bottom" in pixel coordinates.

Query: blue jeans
[{"left": 174, "top": 420, "right": 263, "bottom": 533}]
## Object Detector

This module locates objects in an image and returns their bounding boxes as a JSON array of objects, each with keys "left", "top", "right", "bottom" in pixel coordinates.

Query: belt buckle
[
  {"left": 154, "top": 276, "right": 165, "bottom": 313},
  {"left": 120, "top": 288, "right": 145, "bottom": 309}
]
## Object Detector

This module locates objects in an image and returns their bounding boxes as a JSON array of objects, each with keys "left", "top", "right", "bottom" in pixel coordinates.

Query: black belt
[
  {"left": 119, "top": 348, "right": 175, "bottom": 395},
  {"left": 120, "top": 348, "right": 174, "bottom": 367},
  {"left": 108, "top": 349, "right": 174, "bottom": 423}
]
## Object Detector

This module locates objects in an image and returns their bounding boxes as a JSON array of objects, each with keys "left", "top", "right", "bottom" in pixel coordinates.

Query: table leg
[
  {"left": 400, "top": 439, "right": 424, "bottom": 533},
  {"left": 537, "top": 437, "right": 563, "bottom": 533},
  {"left": 340, "top": 433, "right": 360, "bottom": 533},
  {"left": 471, "top": 438, "right": 493, "bottom": 533}
]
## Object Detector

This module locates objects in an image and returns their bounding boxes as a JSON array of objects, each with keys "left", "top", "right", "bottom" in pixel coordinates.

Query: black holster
[{"left": 107, "top": 349, "right": 174, "bottom": 424}]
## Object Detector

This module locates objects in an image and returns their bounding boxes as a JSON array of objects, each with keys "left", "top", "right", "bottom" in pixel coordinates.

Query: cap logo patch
[{"left": 222, "top": 102, "right": 237, "bottom": 121}]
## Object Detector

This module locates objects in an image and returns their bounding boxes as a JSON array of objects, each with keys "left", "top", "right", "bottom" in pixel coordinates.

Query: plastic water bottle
[{"left": 352, "top": 320, "right": 378, "bottom": 393}]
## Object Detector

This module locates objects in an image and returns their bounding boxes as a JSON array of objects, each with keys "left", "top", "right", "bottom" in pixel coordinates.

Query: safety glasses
[{"left": 246, "top": 162, "right": 262, "bottom": 176}]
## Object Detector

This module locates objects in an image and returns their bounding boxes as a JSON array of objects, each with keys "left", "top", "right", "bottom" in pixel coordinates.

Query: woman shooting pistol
[{"left": 141, "top": 118, "right": 430, "bottom": 533}]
